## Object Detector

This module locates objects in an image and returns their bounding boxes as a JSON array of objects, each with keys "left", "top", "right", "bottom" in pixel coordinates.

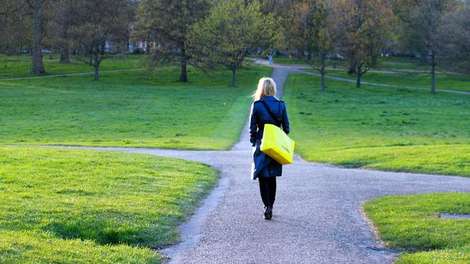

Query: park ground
[{"left": 0, "top": 54, "right": 469, "bottom": 263}]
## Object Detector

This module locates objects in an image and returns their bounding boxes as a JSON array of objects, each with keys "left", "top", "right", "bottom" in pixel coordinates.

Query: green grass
[
  {"left": 273, "top": 55, "right": 470, "bottom": 92},
  {"left": 375, "top": 56, "right": 430, "bottom": 71},
  {"left": 0, "top": 231, "right": 158, "bottom": 264},
  {"left": 0, "top": 145, "right": 218, "bottom": 263},
  {"left": 328, "top": 69, "right": 470, "bottom": 93},
  {"left": 285, "top": 73, "right": 470, "bottom": 177},
  {"left": 271, "top": 56, "right": 309, "bottom": 65},
  {"left": 0, "top": 58, "right": 270, "bottom": 149},
  {"left": 365, "top": 193, "right": 470, "bottom": 264},
  {"left": 0, "top": 54, "right": 143, "bottom": 78}
]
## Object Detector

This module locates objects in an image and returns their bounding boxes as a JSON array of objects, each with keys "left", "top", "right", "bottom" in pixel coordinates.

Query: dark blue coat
[{"left": 250, "top": 96, "right": 290, "bottom": 180}]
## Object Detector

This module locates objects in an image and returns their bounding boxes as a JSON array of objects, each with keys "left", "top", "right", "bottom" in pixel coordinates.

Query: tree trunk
[
  {"left": 371, "top": 54, "right": 378, "bottom": 66},
  {"left": 94, "top": 64, "right": 100, "bottom": 81},
  {"left": 348, "top": 59, "right": 357, "bottom": 74},
  {"left": 60, "top": 44, "right": 70, "bottom": 64},
  {"left": 179, "top": 47, "right": 188, "bottom": 82},
  {"left": 59, "top": 28, "right": 70, "bottom": 63},
  {"left": 93, "top": 54, "right": 101, "bottom": 81},
  {"left": 32, "top": 0, "right": 45, "bottom": 75},
  {"left": 231, "top": 66, "right": 237, "bottom": 87},
  {"left": 319, "top": 53, "right": 326, "bottom": 92},
  {"left": 356, "top": 70, "right": 362, "bottom": 88},
  {"left": 320, "top": 71, "right": 326, "bottom": 92},
  {"left": 431, "top": 52, "right": 436, "bottom": 94}
]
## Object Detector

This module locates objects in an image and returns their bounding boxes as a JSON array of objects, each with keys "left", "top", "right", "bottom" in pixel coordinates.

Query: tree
[
  {"left": 276, "top": 0, "right": 308, "bottom": 57},
  {"left": 70, "top": 0, "right": 130, "bottom": 80},
  {"left": 188, "top": 0, "right": 277, "bottom": 87},
  {"left": 394, "top": 0, "right": 456, "bottom": 93},
  {"left": 438, "top": 7, "right": 470, "bottom": 74},
  {"left": 0, "top": 0, "right": 31, "bottom": 54},
  {"left": 407, "top": 0, "right": 455, "bottom": 93},
  {"left": 288, "top": 0, "right": 335, "bottom": 92},
  {"left": 333, "top": 0, "right": 394, "bottom": 88},
  {"left": 30, "top": 0, "right": 47, "bottom": 75},
  {"left": 48, "top": 0, "right": 74, "bottom": 63},
  {"left": 137, "top": 0, "right": 211, "bottom": 82}
]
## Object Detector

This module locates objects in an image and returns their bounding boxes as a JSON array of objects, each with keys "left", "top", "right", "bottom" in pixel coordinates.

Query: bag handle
[{"left": 260, "top": 100, "right": 282, "bottom": 126}]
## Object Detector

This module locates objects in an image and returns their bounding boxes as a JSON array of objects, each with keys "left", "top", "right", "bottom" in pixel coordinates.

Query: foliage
[
  {"left": 69, "top": 0, "right": 131, "bottom": 80},
  {"left": 365, "top": 193, "right": 470, "bottom": 263},
  {"left": 136, "top": 0, "right": 211, "bottom": 82},
  {"left": 188, "top": 0, "right": 278, "bottom": 86},
  {"left": 0, "top": 0, "right": 31, "bottom": 54},
  {"left": 392, "top": 0, "right": 458, "bottom": 93},
  {"left": 286, "top": 0, "right": 336, "bottom": 91},
  {"left": 285, "top": 73, "right": 470, "bottom": 177},
  {"left": 333, "top": 0, "right": 395, "bottom": 87},
  {"left": 438, "top": 8, "right": 470, "bottom": 74},
  {"left": 46, "top": 0, "right": 76, "bottom": 64}
]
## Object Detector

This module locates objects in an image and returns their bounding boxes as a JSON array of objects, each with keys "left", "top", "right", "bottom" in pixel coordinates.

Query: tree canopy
[
  {"left": 188, "top": 0, "right": 278, "bottom": 86},
  {"left": 136, "top": 0, "right": 211, "bottom": 82}
]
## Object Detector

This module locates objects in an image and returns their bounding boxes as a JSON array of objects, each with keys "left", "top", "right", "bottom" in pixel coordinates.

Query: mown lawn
[
  {"left": 0, "top": 56, "right": 270, "bottom": 149},
  {"left": 285, "top": 74, "right": 470, "bottom": 177},
  {"left": 365, "top": 193, "right": 470, "bottom": 264},
  {"left": 0, "top": 146, "right": 218, "bottom": 263},
  {"left": 0, "top": 54, "right": 143, "bottom": 78},
  {"left": 328, "top": 69, "right": 470, "bottom": 93},
  {"left": 273, "top": 55, "right": 470, "bottom": 92}
]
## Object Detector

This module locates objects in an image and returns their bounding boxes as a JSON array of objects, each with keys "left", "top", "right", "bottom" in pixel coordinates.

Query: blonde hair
[{"left": 252, "top": 77, "right": 277, "bottom": 101}]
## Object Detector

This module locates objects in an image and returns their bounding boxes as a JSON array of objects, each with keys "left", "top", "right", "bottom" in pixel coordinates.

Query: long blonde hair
[{"left": 252, "top": 77, "right": 277, "bottom": 101}]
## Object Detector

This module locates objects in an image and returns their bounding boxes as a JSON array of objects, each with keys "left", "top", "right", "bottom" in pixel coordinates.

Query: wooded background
[{"left": 1, "top": 0, "right": 469, "bottom": 90}]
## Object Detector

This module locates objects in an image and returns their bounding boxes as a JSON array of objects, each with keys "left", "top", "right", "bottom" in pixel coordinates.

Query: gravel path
[{"left": 75, "top": 65, "right": 470, "bottom": 264}]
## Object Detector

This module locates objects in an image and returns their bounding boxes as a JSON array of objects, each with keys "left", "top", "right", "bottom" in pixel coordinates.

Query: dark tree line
[
  {"left": 0, "top": 0, "right": 133, "bottom": 79},
  {"left": 278, "top": 0, "right": 469, "bottom": 93},
  {"left": 1, "top": 0, "right": 469, "bottom": 90}
]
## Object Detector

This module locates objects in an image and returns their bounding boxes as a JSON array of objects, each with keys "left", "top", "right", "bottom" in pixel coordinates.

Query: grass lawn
[
  {"left": 0, "top": 54, "right": 143, "bottom": 79},
  {"left": 0, "top": 56, "right": 270, "bottom": 149},
  {"left": 365, "top": 193, "right": 470, "bottom": 264},
  {"left": 272, "top": 55, "right": 470, "bottom": 92},
  {"left": 328, "top": 69, "right": 470, "bottom": 93},
  {"left": 271, "top": 56, "right": 310, "bottom": 65},
  {"left": 0, "top": 146, "right": 218, "bottom": 263},
  {"left": 285, "top": 74, "right": 470, "bottom": 177}
]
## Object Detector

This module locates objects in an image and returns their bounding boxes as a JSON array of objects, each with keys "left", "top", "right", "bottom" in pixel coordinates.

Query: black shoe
[{"left": 264, "top": 206, "right": 272, "bottom": 220}]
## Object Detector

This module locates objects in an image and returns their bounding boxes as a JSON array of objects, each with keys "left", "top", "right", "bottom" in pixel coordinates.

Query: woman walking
[{"left": 250, "top": 77, "right": 290, "bottom": 220}]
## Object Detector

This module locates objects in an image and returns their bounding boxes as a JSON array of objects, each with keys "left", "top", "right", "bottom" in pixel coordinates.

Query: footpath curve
[{"left": 77, "top": 65, "right": 470, "bottom": 264}]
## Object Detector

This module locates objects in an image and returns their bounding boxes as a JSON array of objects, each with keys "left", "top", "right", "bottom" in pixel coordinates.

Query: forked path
[{"left": 82, "top": 66, "right": 470, "bottom": 264}]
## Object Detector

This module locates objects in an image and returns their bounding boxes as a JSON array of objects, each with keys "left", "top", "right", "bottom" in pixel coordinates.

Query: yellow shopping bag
[{"left": 260, "top": 124, "right": 295, "bottom": 164}]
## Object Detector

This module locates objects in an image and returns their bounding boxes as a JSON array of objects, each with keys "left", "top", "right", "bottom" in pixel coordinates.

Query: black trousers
[{"left": 258, "top": 176, "right": 277, "bottom": 208}]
